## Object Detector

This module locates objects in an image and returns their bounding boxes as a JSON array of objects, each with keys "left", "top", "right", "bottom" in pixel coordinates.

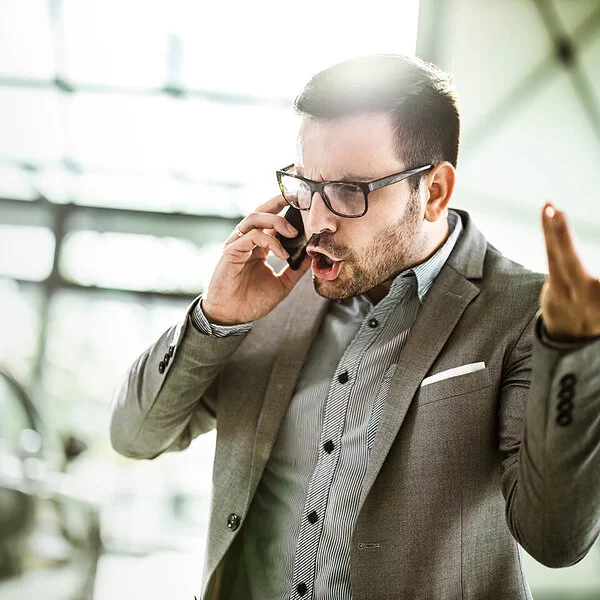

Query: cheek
[
  {"left": 340, "top": 224, "right": 381, "bottom": 260},
  {"left": 371, "top": 186, "right": 415, "bottom": 219},
  {"left": 300, "top": 211, "right": 308, "bottom": 231}
]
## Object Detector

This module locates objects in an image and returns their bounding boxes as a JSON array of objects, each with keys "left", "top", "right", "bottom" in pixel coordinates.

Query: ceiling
[{"left": 0, "top": 0, "right": 598, "bottom": 285}]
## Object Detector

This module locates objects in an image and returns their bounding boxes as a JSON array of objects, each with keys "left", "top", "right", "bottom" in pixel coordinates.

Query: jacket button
[
  {"left": 556, "top": 412, "right": 573, "bottom": 427},
  {"left": 338, "top": 371, "right": 349, "bottom": 384},
  {"left": 227, "top": 513, "right": 240, "bottom": 531},
  {"left": 158, "top": 361, "right": 165, "bottom": 374},
  {"left": 560, "top": 373, "right": 577, "bottom": 387},
  {"left": 558, "top": 386, "right": 574, "bottom": 401}
]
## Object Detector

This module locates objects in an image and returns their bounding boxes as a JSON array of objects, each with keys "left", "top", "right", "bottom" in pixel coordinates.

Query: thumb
[{"left": 278, "top": 256, "right": 312, "bottom": 290}]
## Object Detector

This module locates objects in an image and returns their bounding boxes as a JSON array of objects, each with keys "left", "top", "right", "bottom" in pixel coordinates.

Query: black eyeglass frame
[{"left": 276, "top": 163, "right": 434, "bottom": 218}]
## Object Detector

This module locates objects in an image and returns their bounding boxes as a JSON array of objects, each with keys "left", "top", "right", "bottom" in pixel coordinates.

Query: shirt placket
[{"left": 288, "top": 303, "right": 391, "bottom": 599}]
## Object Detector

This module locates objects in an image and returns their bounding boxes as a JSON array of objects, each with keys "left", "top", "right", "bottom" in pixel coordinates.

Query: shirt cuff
[
  {"left": 190, "top": 297, "right": 253, "bottom": 337},
  {"left": 536, "top": 314, "right": 600, "bottom": 351}
]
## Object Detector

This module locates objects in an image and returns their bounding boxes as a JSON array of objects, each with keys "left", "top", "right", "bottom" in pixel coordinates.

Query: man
[{"left": 110, "top": 55, "right": 600, "bottom": 599}]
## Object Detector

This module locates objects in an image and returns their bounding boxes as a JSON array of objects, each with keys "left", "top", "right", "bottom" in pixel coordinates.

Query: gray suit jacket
[{"left": 110, "top": 210, "right": 600, "bottom": 599}]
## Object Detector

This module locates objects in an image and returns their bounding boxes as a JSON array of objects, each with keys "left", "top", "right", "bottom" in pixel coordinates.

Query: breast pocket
[
  {"left": 417, "top": 366, "right": 493, "bottom": 406},
  {"left": 367, "top": 364, "right": 398, "bottom": 451}
]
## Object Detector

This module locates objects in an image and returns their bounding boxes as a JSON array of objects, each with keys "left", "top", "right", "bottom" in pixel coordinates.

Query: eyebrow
[
  {"left": 294, "top": 167, "right": 376, "bottom": 183},
  {"left": 338, "top": 174, "right": 376, "bottom": 182}
]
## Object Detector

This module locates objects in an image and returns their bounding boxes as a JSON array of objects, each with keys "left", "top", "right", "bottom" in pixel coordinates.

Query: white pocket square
[{"left": 421, "top": 362, "right": 486, "bottom": 387}]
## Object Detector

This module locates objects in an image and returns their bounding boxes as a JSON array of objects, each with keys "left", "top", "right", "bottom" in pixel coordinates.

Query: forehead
[{"left": 297, "top": 113, "right": 403, "bottom": 179}]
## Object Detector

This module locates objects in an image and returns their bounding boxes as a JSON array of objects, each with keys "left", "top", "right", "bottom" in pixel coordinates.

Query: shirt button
[
  {"left": 323, "top": 440, "right": 334, "bottom": 453},
  {"left": 368, "top": 318, "right": 379, "bottom": 328},
  {"left": 307, "top": 510, "right": 318, "bottom": 524},
  {"left": 338, "top": 371, "right": 349, "bottom": 384},
  {"left": 296, "top": 583, "right": 308, "bottom": 596},
  {"left": 226, "top": 513, "right": 240, "bottom": 531}
]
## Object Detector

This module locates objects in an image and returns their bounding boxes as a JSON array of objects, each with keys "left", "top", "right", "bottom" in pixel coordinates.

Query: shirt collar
[{"left": 411, "top": 209, "right": 462, "bottom": 302}]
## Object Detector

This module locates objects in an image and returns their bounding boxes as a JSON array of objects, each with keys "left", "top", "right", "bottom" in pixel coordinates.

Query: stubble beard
[{"left": 313, "top": 194, "right": 424, "bottom": 300}]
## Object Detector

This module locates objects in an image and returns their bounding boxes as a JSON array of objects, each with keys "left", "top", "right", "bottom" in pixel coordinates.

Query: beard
[{"left": 311, "top": 193, "right": 424, "bottom": 300}]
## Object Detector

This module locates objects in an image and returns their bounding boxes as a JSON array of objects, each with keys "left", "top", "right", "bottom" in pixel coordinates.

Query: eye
[{"left": 323, "top": 183, "right": 365, "bottom": 216}]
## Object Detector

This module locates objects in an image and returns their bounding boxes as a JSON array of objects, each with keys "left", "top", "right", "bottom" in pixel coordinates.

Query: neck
[
  {"left": 422, "top": 214, "right": 451, "bottom": 264},
  {"left": 365, "top": 280, "right": 393, "bottom": 304}
]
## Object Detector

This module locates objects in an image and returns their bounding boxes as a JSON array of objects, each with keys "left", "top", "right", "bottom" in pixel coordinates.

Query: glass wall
[{"left": 1, "top": 1, "right": 598, "bottom": 599}]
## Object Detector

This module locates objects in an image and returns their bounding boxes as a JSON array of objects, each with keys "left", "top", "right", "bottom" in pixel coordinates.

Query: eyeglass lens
[{"left": 279, "top": 175, "right": 365, "bottom": 216}]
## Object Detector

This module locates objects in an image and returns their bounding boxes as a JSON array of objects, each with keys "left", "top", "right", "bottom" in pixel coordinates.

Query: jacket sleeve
[
  {"left": 500, "top": 311, "right": 600, "bottom": 568},
  {"left": 109, "top": 300, "right": 247, "bottom": 460}
]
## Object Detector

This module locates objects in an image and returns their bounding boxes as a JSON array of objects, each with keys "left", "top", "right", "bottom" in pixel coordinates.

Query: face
[{"left": 296, "top": 113, "right": 428, "bottom": 300}]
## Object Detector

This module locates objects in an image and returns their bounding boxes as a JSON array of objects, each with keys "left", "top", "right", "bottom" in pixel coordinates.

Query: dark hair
[{"left": 294, "top": 54, "right": 460, "bottom": 190}]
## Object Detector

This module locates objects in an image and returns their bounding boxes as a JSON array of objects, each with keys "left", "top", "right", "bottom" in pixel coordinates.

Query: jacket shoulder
[{"left": 483, "top": 243, "right": 546, "bottom": 297}]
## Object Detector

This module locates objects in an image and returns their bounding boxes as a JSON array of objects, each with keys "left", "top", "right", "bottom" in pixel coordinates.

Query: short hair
[{"left": 294, "top": 55, "right": 460, "bottom": 189}]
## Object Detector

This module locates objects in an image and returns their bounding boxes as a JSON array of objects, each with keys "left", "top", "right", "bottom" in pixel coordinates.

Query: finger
[
  {"left": 542, "top": 203, "right": 567, "bottom": 287},
  {"left": 239, "top": 212, "right": 298, "bottom": 238},
  {"left": 254, "top": 194, "right": 289, "bottom": 214},
  {"left": 277, "top": 255, "right": 312, "bottom": 289},
  {"left": 226, "top": 229, "right": 289, "bottom": 262},
  {"left": 543, "top": 203, "right": 586, "bottom": 284},
  {"left": 224, "top": 215, "right": 297, "bottom": 249},
  {"left": 223, "top": 226, "right": 246, "bottom": 248},
  {"left": 223, "top": 196, "right": 294, "bottom": 247}
]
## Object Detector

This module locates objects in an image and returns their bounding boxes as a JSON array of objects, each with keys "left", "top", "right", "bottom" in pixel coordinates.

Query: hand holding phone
[{"left": 202, "top": 196, "right": 310, "bottom": 326}]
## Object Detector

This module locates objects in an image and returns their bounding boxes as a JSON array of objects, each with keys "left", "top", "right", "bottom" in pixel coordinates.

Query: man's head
[{"left": 291, "top": 54, "right": 459, "bottom": 301}]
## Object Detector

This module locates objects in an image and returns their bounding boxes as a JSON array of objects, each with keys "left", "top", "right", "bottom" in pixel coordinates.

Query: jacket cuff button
[
  {"left": 560, "top": 373, "right": 577, "bottom": 387},
  {"left": 158, "top": 361, "right": 165, "bottom": 374}
]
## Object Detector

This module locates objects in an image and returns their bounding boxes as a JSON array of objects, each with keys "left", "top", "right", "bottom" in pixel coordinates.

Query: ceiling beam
[{"left": 461, "top": 3, "right": 600, "bottom": 156}]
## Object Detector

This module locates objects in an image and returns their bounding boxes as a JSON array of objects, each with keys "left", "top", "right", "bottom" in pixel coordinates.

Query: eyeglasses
[{"left": 276, "top": 163, "right": 433, "bottom": 218}]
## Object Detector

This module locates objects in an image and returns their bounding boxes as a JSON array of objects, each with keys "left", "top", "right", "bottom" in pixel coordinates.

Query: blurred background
[{"left": 0, "top": 0, "right": 599, "bottom": 598}]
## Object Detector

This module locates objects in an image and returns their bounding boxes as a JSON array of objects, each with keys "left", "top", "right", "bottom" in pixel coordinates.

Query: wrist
[
  {"left": 201, "top": 299, "right": 239, "bottom": 326},
  {"left": 539, "top": 316, "right": 600, "bottom": 347},
  {"left": 545, "top": 325, "right": 600, "bottom": 343}
]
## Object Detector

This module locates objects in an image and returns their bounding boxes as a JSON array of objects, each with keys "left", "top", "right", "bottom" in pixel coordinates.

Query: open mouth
[{"left": 308, "top": 250, "right": 342, "bottom": 281}]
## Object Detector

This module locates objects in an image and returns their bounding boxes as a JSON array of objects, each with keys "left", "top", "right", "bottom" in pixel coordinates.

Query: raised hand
[
  {"left": 202, "top": 195, "right": 311, "bottom": 325},
  {"left": 540, "top": 202, "right": 600, "bottom": 342}
]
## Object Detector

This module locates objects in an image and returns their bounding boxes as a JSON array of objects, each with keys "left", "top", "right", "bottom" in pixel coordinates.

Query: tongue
[{"left": 311, "top": 256, "right": 342, "bottom": 281}]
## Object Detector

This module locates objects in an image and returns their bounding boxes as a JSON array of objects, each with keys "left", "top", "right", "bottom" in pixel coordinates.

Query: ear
[{"left": 423, "top": 162, "right": 455, "bottom": 222}]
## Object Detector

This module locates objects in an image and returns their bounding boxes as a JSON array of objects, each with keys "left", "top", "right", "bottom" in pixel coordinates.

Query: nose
[{"left": 303, "top": 191, "right": 338, "bottom": 239}]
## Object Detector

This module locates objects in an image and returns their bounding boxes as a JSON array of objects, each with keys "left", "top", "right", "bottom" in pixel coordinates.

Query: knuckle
[{"left": 586, "top": 276, "right": 599, "bottom": 293}]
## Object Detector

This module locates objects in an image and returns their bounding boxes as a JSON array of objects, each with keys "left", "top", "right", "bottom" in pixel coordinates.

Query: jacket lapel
[
  {"left": 245, "top": 273, "right": 329, "bottom": 507},
  {"left": 359, "top": 210, "right": 487, "bottom": 508}
]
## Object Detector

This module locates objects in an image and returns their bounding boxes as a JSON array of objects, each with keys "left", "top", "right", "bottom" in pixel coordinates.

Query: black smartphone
[{"left": 276, "top": 207, "right": 308, "bottom": 270}]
